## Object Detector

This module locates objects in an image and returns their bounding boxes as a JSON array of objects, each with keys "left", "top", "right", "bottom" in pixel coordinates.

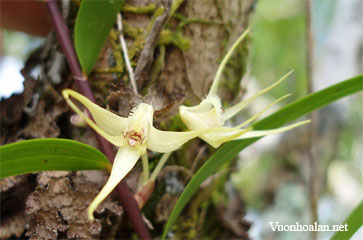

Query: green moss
[
  {"left": 173, "top": 181, "right": 217, "bottom": 238},
  {"left": 158, "top": 29, "right": 190, "bottom": 51},
  {"left": 147, "top": 7, "right": 165, "bottom": 33},
  {"left": 122, "top": 21, "right": 144, "bottom": 39},
  {"left": 121, "top": 4, "right": 156, "bottom": 14},
  {"left": 173, "top": 13, "right": 222, "bottom": 29},
  {"left": 160, "top": 115, "right": 187, "bottom": 132}
]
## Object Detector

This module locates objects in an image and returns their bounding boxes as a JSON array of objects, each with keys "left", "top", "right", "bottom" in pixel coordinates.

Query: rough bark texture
[{"left": 0, "top": 0, "right": 255, "bottom": 239}]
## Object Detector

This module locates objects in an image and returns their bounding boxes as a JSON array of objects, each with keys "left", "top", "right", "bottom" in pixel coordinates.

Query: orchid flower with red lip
[
  {"left": 179, "top": 29, "right": 310, "bottom": 147},
  {"left": 62, "top": 90, "right": 246, "bottom": 220}
]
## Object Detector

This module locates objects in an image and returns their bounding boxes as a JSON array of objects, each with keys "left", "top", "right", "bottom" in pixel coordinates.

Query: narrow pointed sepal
[
  {"left": 62, "top": 89, "right": 127, "bottom": 146},
  {"left": 236, "top": 94, "right": 292, "bottom": 129},
  {"left": 222, "top": 70, "right": 294, "bottom": 121},
  {"left": 147, "top": 125, "right": 248, "bottom": 152},
  {"left": 147, "top": 127, "right": 207, "bottom": 153},
  {"left": 87, "top": 146, "right": 140, "bottom": 221},
  {"left": 208, "top": 29, "right": 250, "bottom": 97},
  {"left": 236, "top": 120, "right": 311, "bottom": 140}
]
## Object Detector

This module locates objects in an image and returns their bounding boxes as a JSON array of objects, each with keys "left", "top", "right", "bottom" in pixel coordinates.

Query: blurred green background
[{"left": 232, "top": 0, "right": 362, "bottom": 239}]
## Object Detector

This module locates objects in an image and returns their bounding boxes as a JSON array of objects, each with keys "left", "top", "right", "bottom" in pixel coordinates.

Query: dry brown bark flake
[{"left": 25, "top": 171, "right": 122, "bottom": 239}]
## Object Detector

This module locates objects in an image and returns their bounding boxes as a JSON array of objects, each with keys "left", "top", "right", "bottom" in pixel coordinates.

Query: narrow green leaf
[
  {"left": 75, "top": 0, "right": 124, "bottom": 74},
  {"left": 331, "top": 201, "right": 363, "bottom": 240},
  {"left": 0, "top": 138, "right": 111, "bottom": 178},
  {"left": 162, "top": 74, "right": 363, "bottom": 238}
]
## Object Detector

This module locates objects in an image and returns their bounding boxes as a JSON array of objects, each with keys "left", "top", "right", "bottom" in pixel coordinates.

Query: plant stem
[
  {"left": 141, "top": 153, "right": 149, "bottom": 183},
  {"left": 45, "top": 1, "right": 151, "bottom": 239},
  {"left": 305, "top": 1, "right": 318, "bottom": 240}
]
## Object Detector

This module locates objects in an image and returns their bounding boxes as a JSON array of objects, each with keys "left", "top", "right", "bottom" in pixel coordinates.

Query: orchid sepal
[{"left": 87, "top": 146, "right": 140, "bottom": 221}]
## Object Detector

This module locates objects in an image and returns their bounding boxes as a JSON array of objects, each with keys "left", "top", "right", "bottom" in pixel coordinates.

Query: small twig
[
  {"left": 196, "top": 203, "right": 208, "bottom": 239},
  {"left": 117, "top": 13, "right": 137, "bottom": 94},
  {"left": 134, "top": 0, "right": 172, "bottom": 90},
  {"left": 142, "top": 215, "right": 155, "bottom": 230},
  {"left": 305, "top": 1, "right": 318, "bottom": 240},
  {"left": 190, "top": 145, "right": 207, "bottom": 173},
  {"left": 200, "top": 168, "right": 237, "bottom": 188},
  {"left": 157, "top": 165, "right": 194, "bottom": 181},
  {"left": 45, "top": 1, "right": 151, "bottom": 239}
]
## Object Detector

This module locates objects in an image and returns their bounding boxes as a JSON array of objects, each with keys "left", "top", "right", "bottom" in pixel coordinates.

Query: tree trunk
[{"left": 0, "top": 0, "right": 255, "bottom": 239}]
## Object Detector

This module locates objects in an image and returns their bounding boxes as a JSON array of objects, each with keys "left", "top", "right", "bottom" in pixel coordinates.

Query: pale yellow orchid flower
[
  {"left": 62, "top": 89, "right": 247, "bottom": 220},
  {"left": 179, "top": 29, "right": 310, "bottom": 147}
]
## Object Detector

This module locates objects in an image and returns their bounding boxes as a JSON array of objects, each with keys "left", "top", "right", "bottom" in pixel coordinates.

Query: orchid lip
[{"left": 123, "top": 129, "right": 145, "bottom": 146}]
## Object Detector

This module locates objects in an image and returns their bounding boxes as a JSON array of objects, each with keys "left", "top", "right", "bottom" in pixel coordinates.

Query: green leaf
[
  {"left": 162, "top": 74, "right": 363, "bottom": 238},
  {"left": 0, "top": 138, "right": 111, "bottom": 178},
  {"left": 75, "top": 0, "right": 124, "bottom": 74},
  {"left": 331, "top": 201, "right": 363, "bottom": 240}
]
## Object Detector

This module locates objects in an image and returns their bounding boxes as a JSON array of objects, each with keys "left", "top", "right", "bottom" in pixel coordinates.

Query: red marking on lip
[
  {"left": 130, "top": 132, "right": 142, "bottom": 141},
  {"left": 124, "top": 129, "right": 145, "bottom": 146},
  {"left": 127, "top": 131, "right": 145, "bottom": 146}
]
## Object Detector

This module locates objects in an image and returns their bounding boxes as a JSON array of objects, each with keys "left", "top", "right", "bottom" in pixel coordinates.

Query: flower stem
[
  {"left": 45, "top": 1, "right": 151, "bottom": 239},
  {"left": 150, "top": 152, "right": 172, "bottom": 181},
  {"left": 141, "top": 153, "right": 149, "bottom": 183},
  {"left": 305, "top": 1, "right": 318, "bottom": 240}
]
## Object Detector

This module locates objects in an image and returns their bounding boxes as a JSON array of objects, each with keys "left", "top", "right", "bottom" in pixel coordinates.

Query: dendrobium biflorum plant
[
  {"left": 62, "top": 29, "right": 309, "bottom": 221},
  {"left": 62, "top": 90, "right": 247, "bottom": 220}
]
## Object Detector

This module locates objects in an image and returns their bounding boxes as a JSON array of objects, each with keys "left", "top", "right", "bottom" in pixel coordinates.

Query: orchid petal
[
  {"left": 236, "top": 94, "right": 291, "bottom": 129},
  {"left": 87, "top": 146, "right": 140, "bottom": 221},
  {"left": 179, "top": 95, "right": 225, "bottom": 130},
  {"left": 208, "top": 29, "right": 250, "bottom": 97},
  {"left": 235, "top": 120, "right": 311, "bottom": 139},
  {"left": 147, "top": 126, "right": 245, "bottom": 152},
  {"left": 179, "top": 106, "right": 223, "bottom": 130},
  {"left": 199, "top": 127, "right": 251, "bottom": 148},
  {"left": 147, "top": 127, "right": 204, "bottom": 153},
  {"left": 222, "top": 70, "right": 294, "bottom": 121},
  {"left": 62, "top": 89, "right": 127, "bottom": 146},
  {"left": 179, "top": 95, "right": 222, "bottom": 115}
]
